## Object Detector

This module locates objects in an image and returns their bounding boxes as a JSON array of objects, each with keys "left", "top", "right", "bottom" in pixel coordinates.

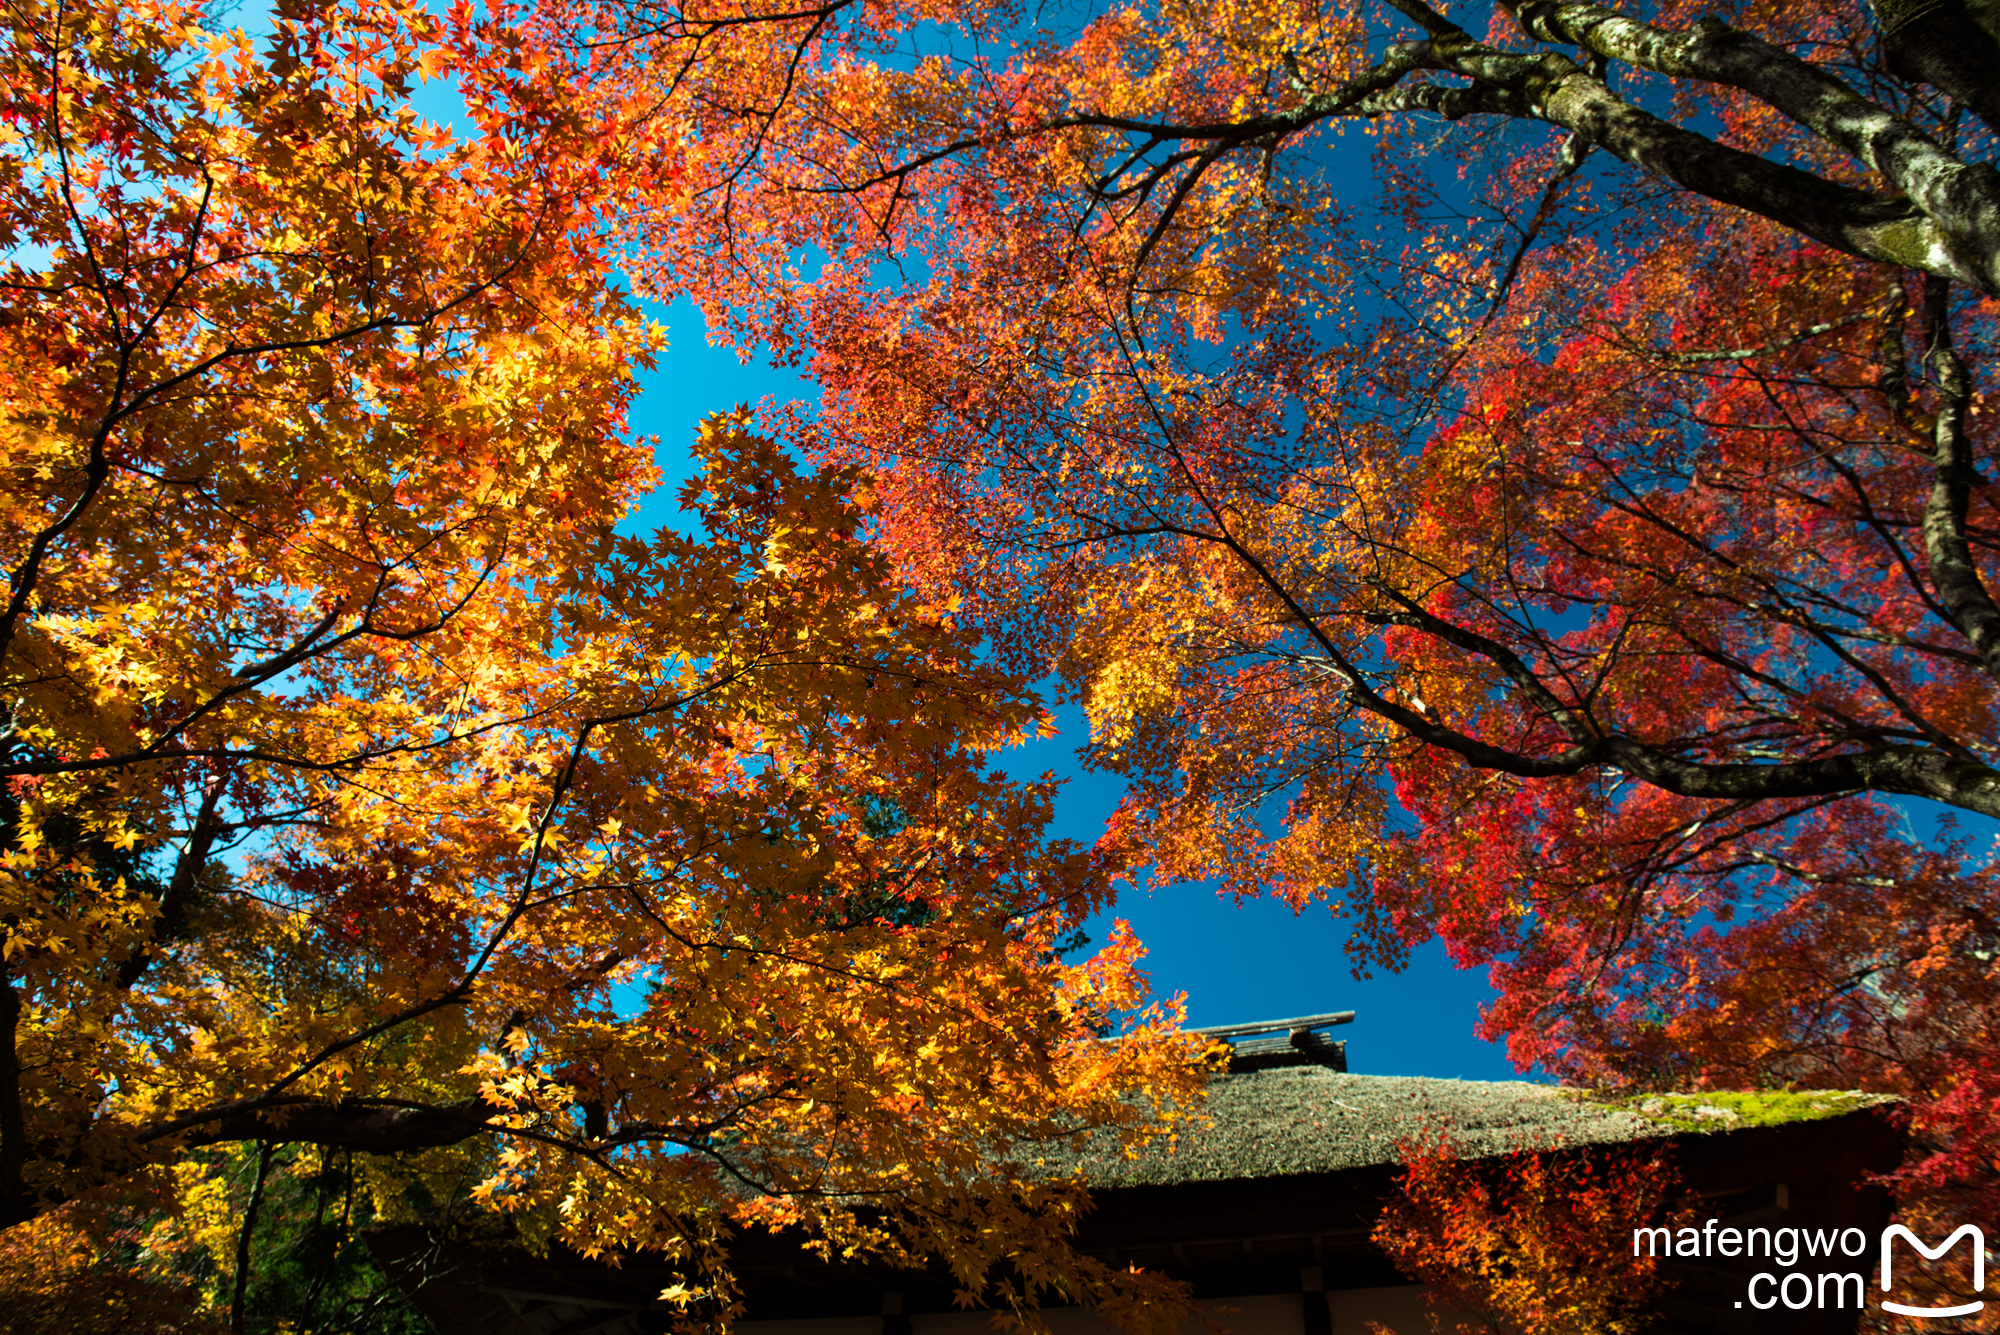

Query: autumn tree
[
  {"left": 1372, "top": 1136, "right": 1690, "bottom": 1335},
  {"left": 0, "top": 1200, "right": 222, "bottom": 1334},
  {"left": 0, "top": 0, "right": 1206, "bottom": 1324},
  {"left": 550, "top": 0, "right": 2000, "bottom": 1296}
]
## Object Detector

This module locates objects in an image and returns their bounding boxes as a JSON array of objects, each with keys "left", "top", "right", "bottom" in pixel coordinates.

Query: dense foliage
[
  {"left": 0, "top": 0, "right": 1202, "bottom": 1325},
  {"left": 13, "top": 0, "right": 2000, "bottom": 1325},
  {"left": 551, "top": 0, "right": 2000, "bottom": 1320},
  {"left": 1373, "top": 1136, "right": 1691, "bottom": 1335}
]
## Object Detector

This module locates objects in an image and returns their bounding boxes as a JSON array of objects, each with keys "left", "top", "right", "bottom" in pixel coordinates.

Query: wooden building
[{"left": 372, "top": 1013, "right": 1903, "bottom": 1335}]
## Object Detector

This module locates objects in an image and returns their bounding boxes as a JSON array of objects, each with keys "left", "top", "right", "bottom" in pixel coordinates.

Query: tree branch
[
  {"left": 1917, "top": 275, "right": 2000, "bottom": 678},
  {"left": 1500, "top": 2, "right": 2000, "bottom": 291},
  {"left": 117, "top": 769, "right": 229, "bottom": 989}
]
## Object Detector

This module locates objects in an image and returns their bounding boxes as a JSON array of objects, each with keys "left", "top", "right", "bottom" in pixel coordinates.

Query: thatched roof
[
  {"left": 1048, "top": 1066, "right": 1892, "bottom": 1189},
  {"left": 369, "top": 1057, "right": 1903, "bottom": 1333}
]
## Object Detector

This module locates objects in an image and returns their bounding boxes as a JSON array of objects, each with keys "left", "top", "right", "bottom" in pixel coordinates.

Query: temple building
[{"left": 372, "top": 1012, "right": 1903, "bottom": 1335}]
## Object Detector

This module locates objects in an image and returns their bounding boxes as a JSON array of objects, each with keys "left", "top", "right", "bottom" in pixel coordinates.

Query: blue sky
[{"left": 623, "top": 295, "right": 1520, "bottom": 1082}]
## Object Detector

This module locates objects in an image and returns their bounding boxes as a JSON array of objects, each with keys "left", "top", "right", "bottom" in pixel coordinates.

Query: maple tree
[
  {"left": 551, "top": 0, "right": 2000, "bottom": 1308},
  {"left": 0, "top": 0, "right": 1207, "bottom": 1324},
  {"left": 0, "top": 1199, "right": 220, "bottom": 1333},
  {"left": 1372, "top": 1135, "right": 1689, "bottom": 1335}
]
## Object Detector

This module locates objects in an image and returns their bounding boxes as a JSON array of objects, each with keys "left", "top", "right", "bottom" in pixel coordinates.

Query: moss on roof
[
  {"left": 1034, "top": 1068, "right": 1891, "bottom": 1189},
  {"left": 1589, "top": 1088, "right": 1895, "bottom": 1133}
]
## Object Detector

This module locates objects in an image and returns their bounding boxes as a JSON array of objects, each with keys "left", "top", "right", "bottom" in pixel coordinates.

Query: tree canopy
[
  {"left": 14, "top": 0, "right": 2000, "bottom": 1323},
  {"left": 0, "top": 0, "right": 1201, "bottom": 1323},
  {"left": 559, "top": 0, "right": 2000, "bottom": 1286}
]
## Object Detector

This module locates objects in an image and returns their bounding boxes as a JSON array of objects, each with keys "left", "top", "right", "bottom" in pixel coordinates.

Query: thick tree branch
[
  {"left": 229, "top": 1141, "right": 273, "bottom": 1334},
  {"left": 765, "top": 4, "right": 1997, "bottom": 295},
  {"left": 1875, "top": 0, "right": 2000, "bottom": 139},
  {"left": 1499, "top": 2, "right": 2000, "bottom": 291},
  {"left": 1917, "top": 276, "right": 2000, "bottom": 678},
  {"left": 178, "top": 1097, "right": 500, "bottom": 1154},
  {"left": 117, "top": 770, "right": 229, "bottom": 989},
  {"left": 1362, "top": 582, "right": 1598, "bottom": 747},
  {"left": 1354, "top": 590, "right": 2000, "bottom": 818}
]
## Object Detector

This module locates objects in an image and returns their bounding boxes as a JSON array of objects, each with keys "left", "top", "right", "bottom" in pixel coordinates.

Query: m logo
[{"left": 1881, "top": 1225, "right": 1987, "bottom": 1319}]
